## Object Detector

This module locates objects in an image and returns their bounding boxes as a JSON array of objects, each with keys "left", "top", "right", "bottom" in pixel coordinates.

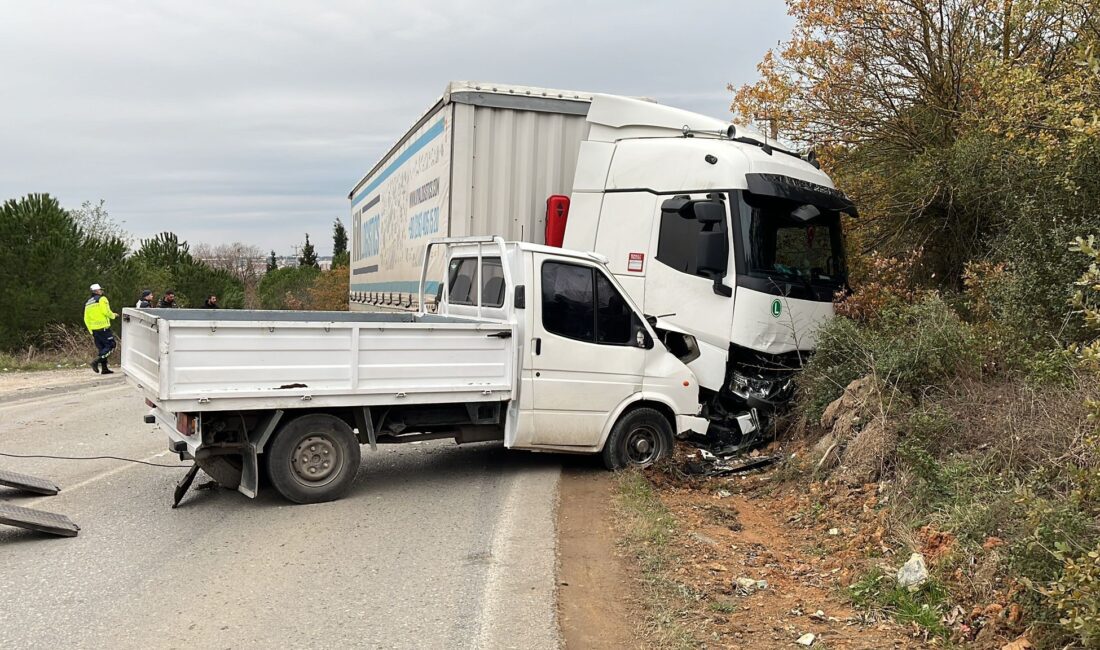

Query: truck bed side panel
[
  {"left": 121, "top": 310, "right": 163, "bottom": 398},
  {"left": 163, "top": 324, "right": 511, "bottom": 397}
]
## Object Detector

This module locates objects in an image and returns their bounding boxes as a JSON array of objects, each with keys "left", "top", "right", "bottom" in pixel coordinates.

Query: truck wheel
[
  {"left": 602, "top": 407, "right": 673, "bottom": 471},
  {"left": 267, "top": 414, "right": 361, "bottom": 504}
]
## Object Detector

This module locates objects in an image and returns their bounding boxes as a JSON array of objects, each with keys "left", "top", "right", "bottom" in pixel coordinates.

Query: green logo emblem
[{"left": 770, "top": 299, "right": 782, "bottom": 318}]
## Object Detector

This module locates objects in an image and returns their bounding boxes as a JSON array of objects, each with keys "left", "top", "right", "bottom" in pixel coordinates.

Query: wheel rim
[
  {"left": 623, "top": 424, "right": 663, "bottom": 466},
  {"left": 290, "top": 434, "right": 343, "bottom": 487}
]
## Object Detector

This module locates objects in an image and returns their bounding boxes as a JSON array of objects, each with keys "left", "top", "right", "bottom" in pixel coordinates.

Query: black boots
[{"left": 91, "top": 358, "right": 114, "bottom": 374}]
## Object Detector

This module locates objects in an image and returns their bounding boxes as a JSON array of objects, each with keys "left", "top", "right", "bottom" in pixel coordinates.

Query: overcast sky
[{"left": 1, "top": 1, "right": 792, "bottom": 255}]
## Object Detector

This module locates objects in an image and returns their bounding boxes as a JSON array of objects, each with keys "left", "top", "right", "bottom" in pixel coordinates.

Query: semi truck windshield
[{"left": 734, "top": 190, "right": 847, "bottom": 290}]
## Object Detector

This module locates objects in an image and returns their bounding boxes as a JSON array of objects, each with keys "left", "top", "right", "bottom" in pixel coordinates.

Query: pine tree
[
  {"left": 332, "top": 218, "right": 349, "bottom": 268},
  {"left": 267, "top": 249, "right": 278, "bottom": 273},
  {"left": 298, "top": 234, "right": 319, "bottom": 269}
]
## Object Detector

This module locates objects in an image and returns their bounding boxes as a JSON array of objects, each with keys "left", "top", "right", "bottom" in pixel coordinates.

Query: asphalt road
[{"left": 0, "top": 372, "right": 562, "bottom": 649}]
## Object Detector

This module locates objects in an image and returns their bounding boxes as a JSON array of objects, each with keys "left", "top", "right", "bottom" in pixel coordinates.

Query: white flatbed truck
[{"left": 122, "top": 238, "right": 706, "bottom": 503}]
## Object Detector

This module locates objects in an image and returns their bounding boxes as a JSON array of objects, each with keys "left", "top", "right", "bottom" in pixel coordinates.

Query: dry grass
[
  {"left": 0, "top": 323, "right": 118, "bottom": 372},
  {"left": 612, "top": 470, "right": 698, "bottom": 649}
]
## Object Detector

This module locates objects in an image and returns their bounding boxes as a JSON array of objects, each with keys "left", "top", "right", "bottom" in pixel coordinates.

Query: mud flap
[
  {"left": 0, "top": 503, "right": 80, "bottom": 537},
  {"left": 239, "top": 445, "right": 260, "bottom": 499},
  {"left": 172, "top": 464, "right": 200, "bottom": 508}
]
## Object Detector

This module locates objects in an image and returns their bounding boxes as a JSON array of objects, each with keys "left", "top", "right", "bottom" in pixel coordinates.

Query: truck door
[
  {"left": 527, "top": 253, "right": 646, "bottom": 447},
  {"left": 644, "top": 193, "right": 736, "bottom": 391}
]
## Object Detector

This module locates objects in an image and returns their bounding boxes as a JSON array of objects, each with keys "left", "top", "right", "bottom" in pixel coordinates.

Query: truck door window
[
  {"left": 541, "top": 261, "right": 634, "bottom": 345},
  {"left": 541, "top": 262, "right": 595, "bottom": 341},
  {"left": 595, "top": 272, "right": 631, "bottom": 344},
  {"left": 656, "top": 209, "right": 703, "bottom": 274}
]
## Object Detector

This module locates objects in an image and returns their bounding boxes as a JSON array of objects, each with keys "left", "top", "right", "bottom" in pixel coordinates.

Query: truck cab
[{"left": 561, "top": 95, "right": 855, "bottom": 442}]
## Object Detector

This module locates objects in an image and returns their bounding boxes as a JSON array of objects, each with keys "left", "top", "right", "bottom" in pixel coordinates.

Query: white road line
[
  {"left": 0, "top": 384, "right": 130, "bottom": 412},
  {"left": 476, "top": 465, "right": 562, "bottom": 650},
  {"left": 24, "top": 449, "right": 179, "bottom": 508}
]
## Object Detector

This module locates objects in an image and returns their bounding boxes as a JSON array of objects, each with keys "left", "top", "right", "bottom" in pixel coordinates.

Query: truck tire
[
  {"left": 602, "top": 407, "right": 673, "bottom": 471},
  {"left": 267, "top": 414, "right": 361, "bottom": 504}
]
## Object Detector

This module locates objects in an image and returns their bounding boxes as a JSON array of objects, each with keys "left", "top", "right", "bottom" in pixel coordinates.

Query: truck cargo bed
[{"left": 122, "top": 308, "right": 514, "bottom": 412}]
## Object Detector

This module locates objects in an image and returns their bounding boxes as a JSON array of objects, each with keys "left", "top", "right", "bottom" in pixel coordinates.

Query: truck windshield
[{"left": 734, "top": 190, "right": 847, "bottom": 289}]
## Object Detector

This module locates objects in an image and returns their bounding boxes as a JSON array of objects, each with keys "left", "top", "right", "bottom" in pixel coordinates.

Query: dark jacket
[{"left": 157, "top": 297, "right": 177, "bottom": 308}]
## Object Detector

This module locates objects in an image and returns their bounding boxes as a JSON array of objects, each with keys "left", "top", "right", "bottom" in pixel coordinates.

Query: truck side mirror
[
  {"left": 693, "top": 200, "right": 725, "bottom": 224},
  {"left": 694, "top": 201, "right": 733, "bottom": 297},
  {"left": 632, "top": 316, "right": 654, "bottom": 349}
]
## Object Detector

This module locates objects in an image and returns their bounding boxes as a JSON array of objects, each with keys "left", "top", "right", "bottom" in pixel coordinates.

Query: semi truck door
[
  {"left": 644, "top": 193, "right": 736, "bottom": 391},
  {"left": 527, "top": 254, "right": 646, "bottom": 447}
]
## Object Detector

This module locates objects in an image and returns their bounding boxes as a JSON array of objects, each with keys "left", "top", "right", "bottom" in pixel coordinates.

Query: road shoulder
[{"left": 557, "top": 466, "right": 638, "bottom": 648}]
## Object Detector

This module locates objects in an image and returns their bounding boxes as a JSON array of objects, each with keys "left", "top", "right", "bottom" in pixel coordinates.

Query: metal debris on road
[
  {"left": 0, "top": 503, "right": 80, "bottom": 537},
  {"left": 685, "top": 448, "right": 781, "bottom": 477},
  {"left": 0, "top": 468, "right": 60, "bottom": 495}
]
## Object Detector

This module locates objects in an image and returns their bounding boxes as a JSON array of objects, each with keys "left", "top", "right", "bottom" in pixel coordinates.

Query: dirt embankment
[{"left": 637, "top": 457, "right": 919, "bottom": 649}]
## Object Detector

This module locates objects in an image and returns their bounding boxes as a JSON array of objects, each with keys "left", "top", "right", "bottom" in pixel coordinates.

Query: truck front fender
[{"left": 595, "top": 392, "right": 686, "bottom": 452}]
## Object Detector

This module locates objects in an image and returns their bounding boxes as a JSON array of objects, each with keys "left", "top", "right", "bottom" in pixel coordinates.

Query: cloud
[{"left": 0, "top": 0, "right": 792, "bottom": 254}]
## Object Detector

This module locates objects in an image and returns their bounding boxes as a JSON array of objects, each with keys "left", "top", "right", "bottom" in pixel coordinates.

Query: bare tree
[{"left": 192, "top": 242, "right": 266, "bottom": 308}]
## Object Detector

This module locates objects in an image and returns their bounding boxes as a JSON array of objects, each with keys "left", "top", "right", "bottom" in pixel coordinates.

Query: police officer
[{"left": 84, "top": 283, "right": 118, "bottom": 374}]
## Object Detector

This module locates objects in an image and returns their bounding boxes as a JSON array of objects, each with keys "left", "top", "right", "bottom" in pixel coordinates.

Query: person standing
[
  {"left": 158, "top": 289, "right": 178, "bottom": 308},
  {"left": 202, "top": 294, "right": 219, "bottom": 309},
  {"left": 84, "top": 283, "right": 118, "bottom": 374},
  {"left": 136, "top": 289, "right": 155, "bottom": 308}
]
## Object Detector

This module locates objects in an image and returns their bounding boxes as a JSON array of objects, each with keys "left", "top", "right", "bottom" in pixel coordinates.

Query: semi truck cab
[{"left": 561, "top": 94, "right": 855, "bottom": 439}]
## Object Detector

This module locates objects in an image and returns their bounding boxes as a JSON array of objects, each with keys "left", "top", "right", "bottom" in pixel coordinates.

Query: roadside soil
[
  {"left": 558, "top": 465, "right": 641, "bottom": 649},
  {"left": 0, "top": 367, "right": 118, "bottom": 402},
  {"left": 598, "top": 441, "right": 929, "bottom": 649},
  {"left": 646, "top": 469, "right": 919, "bottom": 648}
]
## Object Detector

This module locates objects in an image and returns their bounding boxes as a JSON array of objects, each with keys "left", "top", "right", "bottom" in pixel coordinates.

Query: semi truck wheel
[
  {"left": 602, "top": 407, "right": 673, "bottom": 470},
  {"left": 267, "top": 414, "right": 361, "bottom": 504}
]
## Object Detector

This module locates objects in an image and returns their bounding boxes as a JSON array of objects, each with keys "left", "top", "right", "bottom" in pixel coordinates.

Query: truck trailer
[{"left": 347, "top": 82, "right": 856, "bottom": 447}]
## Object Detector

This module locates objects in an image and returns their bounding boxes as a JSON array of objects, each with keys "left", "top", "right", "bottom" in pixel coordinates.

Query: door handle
[
  {"left": 487, "top": 331, "right": 512, "bottom": 338},
  {"left": 534, "top": 338, "right": 542, "bottom": 355}
]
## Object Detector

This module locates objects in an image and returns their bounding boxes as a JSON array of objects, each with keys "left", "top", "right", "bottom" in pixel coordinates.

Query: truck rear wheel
[
  {"left": 602, "top": 407, "right": 673, "bottom": 471},
  {"left": 267, "top": 414, "right": 361, "bottom": 504}
]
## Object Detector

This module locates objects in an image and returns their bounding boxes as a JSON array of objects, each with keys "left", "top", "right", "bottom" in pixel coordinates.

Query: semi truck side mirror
[
  {"left": 693, "top": 200, "right": 725, "bottom": 224},
  {"left": 694, "top": 200, "right": 733, "bottom": 297}
]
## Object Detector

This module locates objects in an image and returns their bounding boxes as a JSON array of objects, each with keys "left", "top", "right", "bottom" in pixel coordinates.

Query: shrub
[
  {"left": 797, "top": 295, "right": 980, "bottom": 423},
  {"left": 258, "top": 266, "right": 320, "bottom": 310},
  {"left": 834, "top": 249, "right": 925, "bottom": 323}
]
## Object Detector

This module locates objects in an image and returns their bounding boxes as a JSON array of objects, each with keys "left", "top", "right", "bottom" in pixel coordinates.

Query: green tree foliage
[
  {"left": 732, "top": 0, "right": 1100, "bottom": 333},
  {"left": 332, "top": 218, "right": 349, "bottom": 268},
  {"left": 298, "top": 233, "right": 319, "bottom": 269},
  {"left": 267, "top": 249, "right": 278, "bottom": 273},
  {"left": 258, "top": 266, "right": 320, "bottom": 309},
  {"left": 131, "top": 232, "right": 244, "bottom": 308},
  {"left": 0, "top": 194, "right": 161, "bottom": 348}
]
